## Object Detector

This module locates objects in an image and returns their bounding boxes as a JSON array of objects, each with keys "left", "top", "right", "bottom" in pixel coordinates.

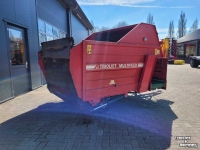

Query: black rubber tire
[{"left": 190, "top": 59, "right": 199, "bottom": 68}]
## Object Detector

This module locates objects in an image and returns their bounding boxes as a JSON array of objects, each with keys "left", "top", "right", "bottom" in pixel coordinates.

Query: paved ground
[{"left": 0, "top": 64, "right": 200, "bottom": 150}]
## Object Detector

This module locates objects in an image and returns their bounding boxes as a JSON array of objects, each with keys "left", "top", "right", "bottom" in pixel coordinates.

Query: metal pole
[{"left": 91, "top": 95, "right": 124, "bottom": 112}]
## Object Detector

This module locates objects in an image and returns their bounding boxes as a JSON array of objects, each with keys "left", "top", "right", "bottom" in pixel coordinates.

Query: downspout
[{"left": 68, "top": 9, "right": 72, "bottom": 37}]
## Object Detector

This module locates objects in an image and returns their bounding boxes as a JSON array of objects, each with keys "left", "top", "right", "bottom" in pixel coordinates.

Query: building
[
  {"left": 0, "top": 0, "right": 93, "bottom": 103},
  {"left": 177, "top": 29, "right": 200, "bottom": 62}
]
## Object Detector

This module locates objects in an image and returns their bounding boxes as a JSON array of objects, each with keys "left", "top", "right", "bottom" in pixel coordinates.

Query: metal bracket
[
  {"left": 90, "top": 95, "right": 124, "bottom": 112},
  {"left": 26, "top": 61, "right": 28, "bottom": 68}
]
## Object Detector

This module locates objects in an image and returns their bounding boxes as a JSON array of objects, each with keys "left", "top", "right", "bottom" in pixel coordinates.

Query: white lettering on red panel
[{"left": 86, "top": 63, "right": 144, "bottom": 70}]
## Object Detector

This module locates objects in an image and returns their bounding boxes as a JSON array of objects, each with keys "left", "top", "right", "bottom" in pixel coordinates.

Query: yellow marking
[
  {"left": 155, "top": 49, "right": 160, "bottom": 55},
  {"left": 87, "top": 45, "right": 92, "bottom": 54},
  {"left": 109, "top": 80, "right": 115, "bottom": 85}
]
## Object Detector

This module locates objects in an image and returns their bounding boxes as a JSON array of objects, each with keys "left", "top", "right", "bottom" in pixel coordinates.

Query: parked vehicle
[{"left": 190, "top": 56, "right": 200, "bottom": 68}]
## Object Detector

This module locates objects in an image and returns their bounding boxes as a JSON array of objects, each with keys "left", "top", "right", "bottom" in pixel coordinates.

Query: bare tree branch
[
  {"left": 189, "top": 19, "right": 198, "bottom": 33},
  {"left": 113, "top": 21, "right": 128, "bottom": 28},
  {"left": 146, "top": 13, "right": 154, "bottom": 25},
  {"left": 177, "top": 11, "right": 187, "bottom": 38},
  {"left": 90, "top": 20, "right": 100, "bottom": 33},
  {"left": 168, "top": 21, "right": 174, "bottom": 38},
  {"left": 99, "top": 26, "right": 110, "bottom": 31}
]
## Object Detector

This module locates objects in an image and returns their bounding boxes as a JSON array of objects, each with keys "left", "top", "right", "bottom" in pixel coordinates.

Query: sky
[{"left": 76, "top": 0, "right": 200, "bottom": 39}]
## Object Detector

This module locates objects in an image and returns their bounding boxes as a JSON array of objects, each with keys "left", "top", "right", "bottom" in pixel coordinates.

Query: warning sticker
[
  {"left": 87, "top": 45, "right": 92, "bottom": 54},
  {"left": 86, "top": 63, "right": 144, "bottom": 71},
  {"left": 109, "top": 80, "right": 115, "bottom": 85},
  {"left": 155, "top": 49, "right": 160, "bottom": 55}
]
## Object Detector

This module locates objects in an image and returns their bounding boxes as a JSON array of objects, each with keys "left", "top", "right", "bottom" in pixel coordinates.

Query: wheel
[{"left": 190, "top": 59, "right": 198, "bottom": 68}]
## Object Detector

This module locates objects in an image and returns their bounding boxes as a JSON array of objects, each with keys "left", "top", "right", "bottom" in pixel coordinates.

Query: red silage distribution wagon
[{"left": 38, "top": 23, "right": 168, "bottom": 107}]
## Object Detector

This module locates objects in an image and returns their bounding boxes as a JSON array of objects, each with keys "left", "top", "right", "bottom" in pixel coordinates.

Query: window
[
  {"left": 38, "top": 19, "right": 67, "bottom": 45},
  {"left": 176, "top": 46, "right": 184, "bottom": 59},
  {"left": 8, "top": 28, "right": 25, "bottom": 65},
  {"left": 60, "top": 31, "right": 66, "bottom": 38},
  {"left": 38, "top": 19, "right": 45, "bottom": 33},
  {"left": 186, "top": 45, "right": 195, "bottom": 59},
  {"left": 46, "top": 24, "right": 53, "bottom": 36},
  {"left": 46, "top": 36, "right": 54, "bottom": 42},
  {"left": 39, "top": 33, "right": 46, "bottom": 44},
  {"left": 53, "top": 27, "right": 59, "bottom": 37}
]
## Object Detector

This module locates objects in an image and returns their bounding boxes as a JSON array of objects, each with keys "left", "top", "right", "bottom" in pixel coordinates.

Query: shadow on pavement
[
  {"left": 0, "top": 91, "right": 177, "bottom": 150},
  {"left": 194, "top": 66, "right": 200, "bottom": 69}
]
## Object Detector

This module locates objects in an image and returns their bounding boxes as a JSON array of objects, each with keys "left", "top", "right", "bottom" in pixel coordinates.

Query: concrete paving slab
[{"left": 0, "top": 64, "right": 200, "bottom": 150}]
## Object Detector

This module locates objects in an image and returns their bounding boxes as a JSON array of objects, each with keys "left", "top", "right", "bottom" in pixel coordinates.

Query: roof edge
[
  {"left": 177, "top": 29, "right": 200, "bottom": 44},
  {"left": 58, "top": 0, "right": 93, "bottom": 30}
]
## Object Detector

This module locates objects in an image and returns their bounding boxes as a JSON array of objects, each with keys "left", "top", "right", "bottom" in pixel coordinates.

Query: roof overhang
[
  {"left": 177, "top": 40, "right": 198, "bottom": 46},
  {"left": 177, "top": 29, "right": 200, "bottom": 44},
  {"left": 58, "top": 0, "right": 93, "bottom": 30}
]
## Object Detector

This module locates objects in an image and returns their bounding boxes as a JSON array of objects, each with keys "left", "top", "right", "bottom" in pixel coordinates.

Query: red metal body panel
[
  {"left": 71, "top": 46, "right": 156, "bottom": 104},
  {"left": 86, "top": 76, "right": 140, "bottom": 90},
  {"left": 38, "top": 51, "right": 46, "bottom": 78},
  {"left": 70, "top": 43, "right": 83, "bottom": 99},
  {"left": 85, "top": 84, "right": 138, "bottom": 103},
  {"left": 118, "top": 23, "right": 160, "bottom": 46},
  {"left": 86, "top": 69, "right": 141, "bottom": 81},
  {"left": 137, "top": 55, "right": 157, "bottom": 93},
  {"left": 153, "top": 58, "right": 168, "bottom": 81}
]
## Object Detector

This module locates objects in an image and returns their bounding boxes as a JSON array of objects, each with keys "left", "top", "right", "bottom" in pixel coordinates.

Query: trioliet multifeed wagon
[{"left": 38, "top": 23, "right": 168, "bottom": 107}]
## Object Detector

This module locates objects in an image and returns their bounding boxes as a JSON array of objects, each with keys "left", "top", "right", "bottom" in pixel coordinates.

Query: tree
[
  {"left": 189, "top": 19, "right": 198, "bottom": 33},
  {"left": 99, "top": 26, "right": 110, "bottom": 31},
  {"left": 146, "top": 13, "right": 154, "bottom": 25},
  {"left": 168, "top": 21, "right": 174, "bottom": 38},
  {"left": 177, "top": 11, "right": 187, "bottom": 38},
  {"left": 113, "top": 21, "right": 128, "bottom": 28},
  {"left": 90, "top": 20, "right": 100, "bottom": 33}
]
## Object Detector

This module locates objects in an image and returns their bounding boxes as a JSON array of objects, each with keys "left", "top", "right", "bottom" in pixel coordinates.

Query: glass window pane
[
  {"left": 46, "top": 23, "right": 53, "bottom": 36},
  {"left": 39, "top": 33, "right": 46, "bottom": 45},
  {"left": 53, "top": 27, "right": 59, "bottom": 37},
  {"left": 186, "top": 45, "right": 195, "bottom": 59},
  {"left": 60, "top": 31, "right": 66, "bottom": 38},
  {"left": 38, "top": 19, "right": 45, "bottom": 33},
  {"left": 53, "top": 37, "right": 59, "bottom": 40},
  {"left": 46, "top": 36, "right": 54, "bottom": 41},
  {"left": 176, "top": 46, "right": 184, "bottom": 59},
  {"left": 8, "top": 28, "right": 25, "bottom": 65}
]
